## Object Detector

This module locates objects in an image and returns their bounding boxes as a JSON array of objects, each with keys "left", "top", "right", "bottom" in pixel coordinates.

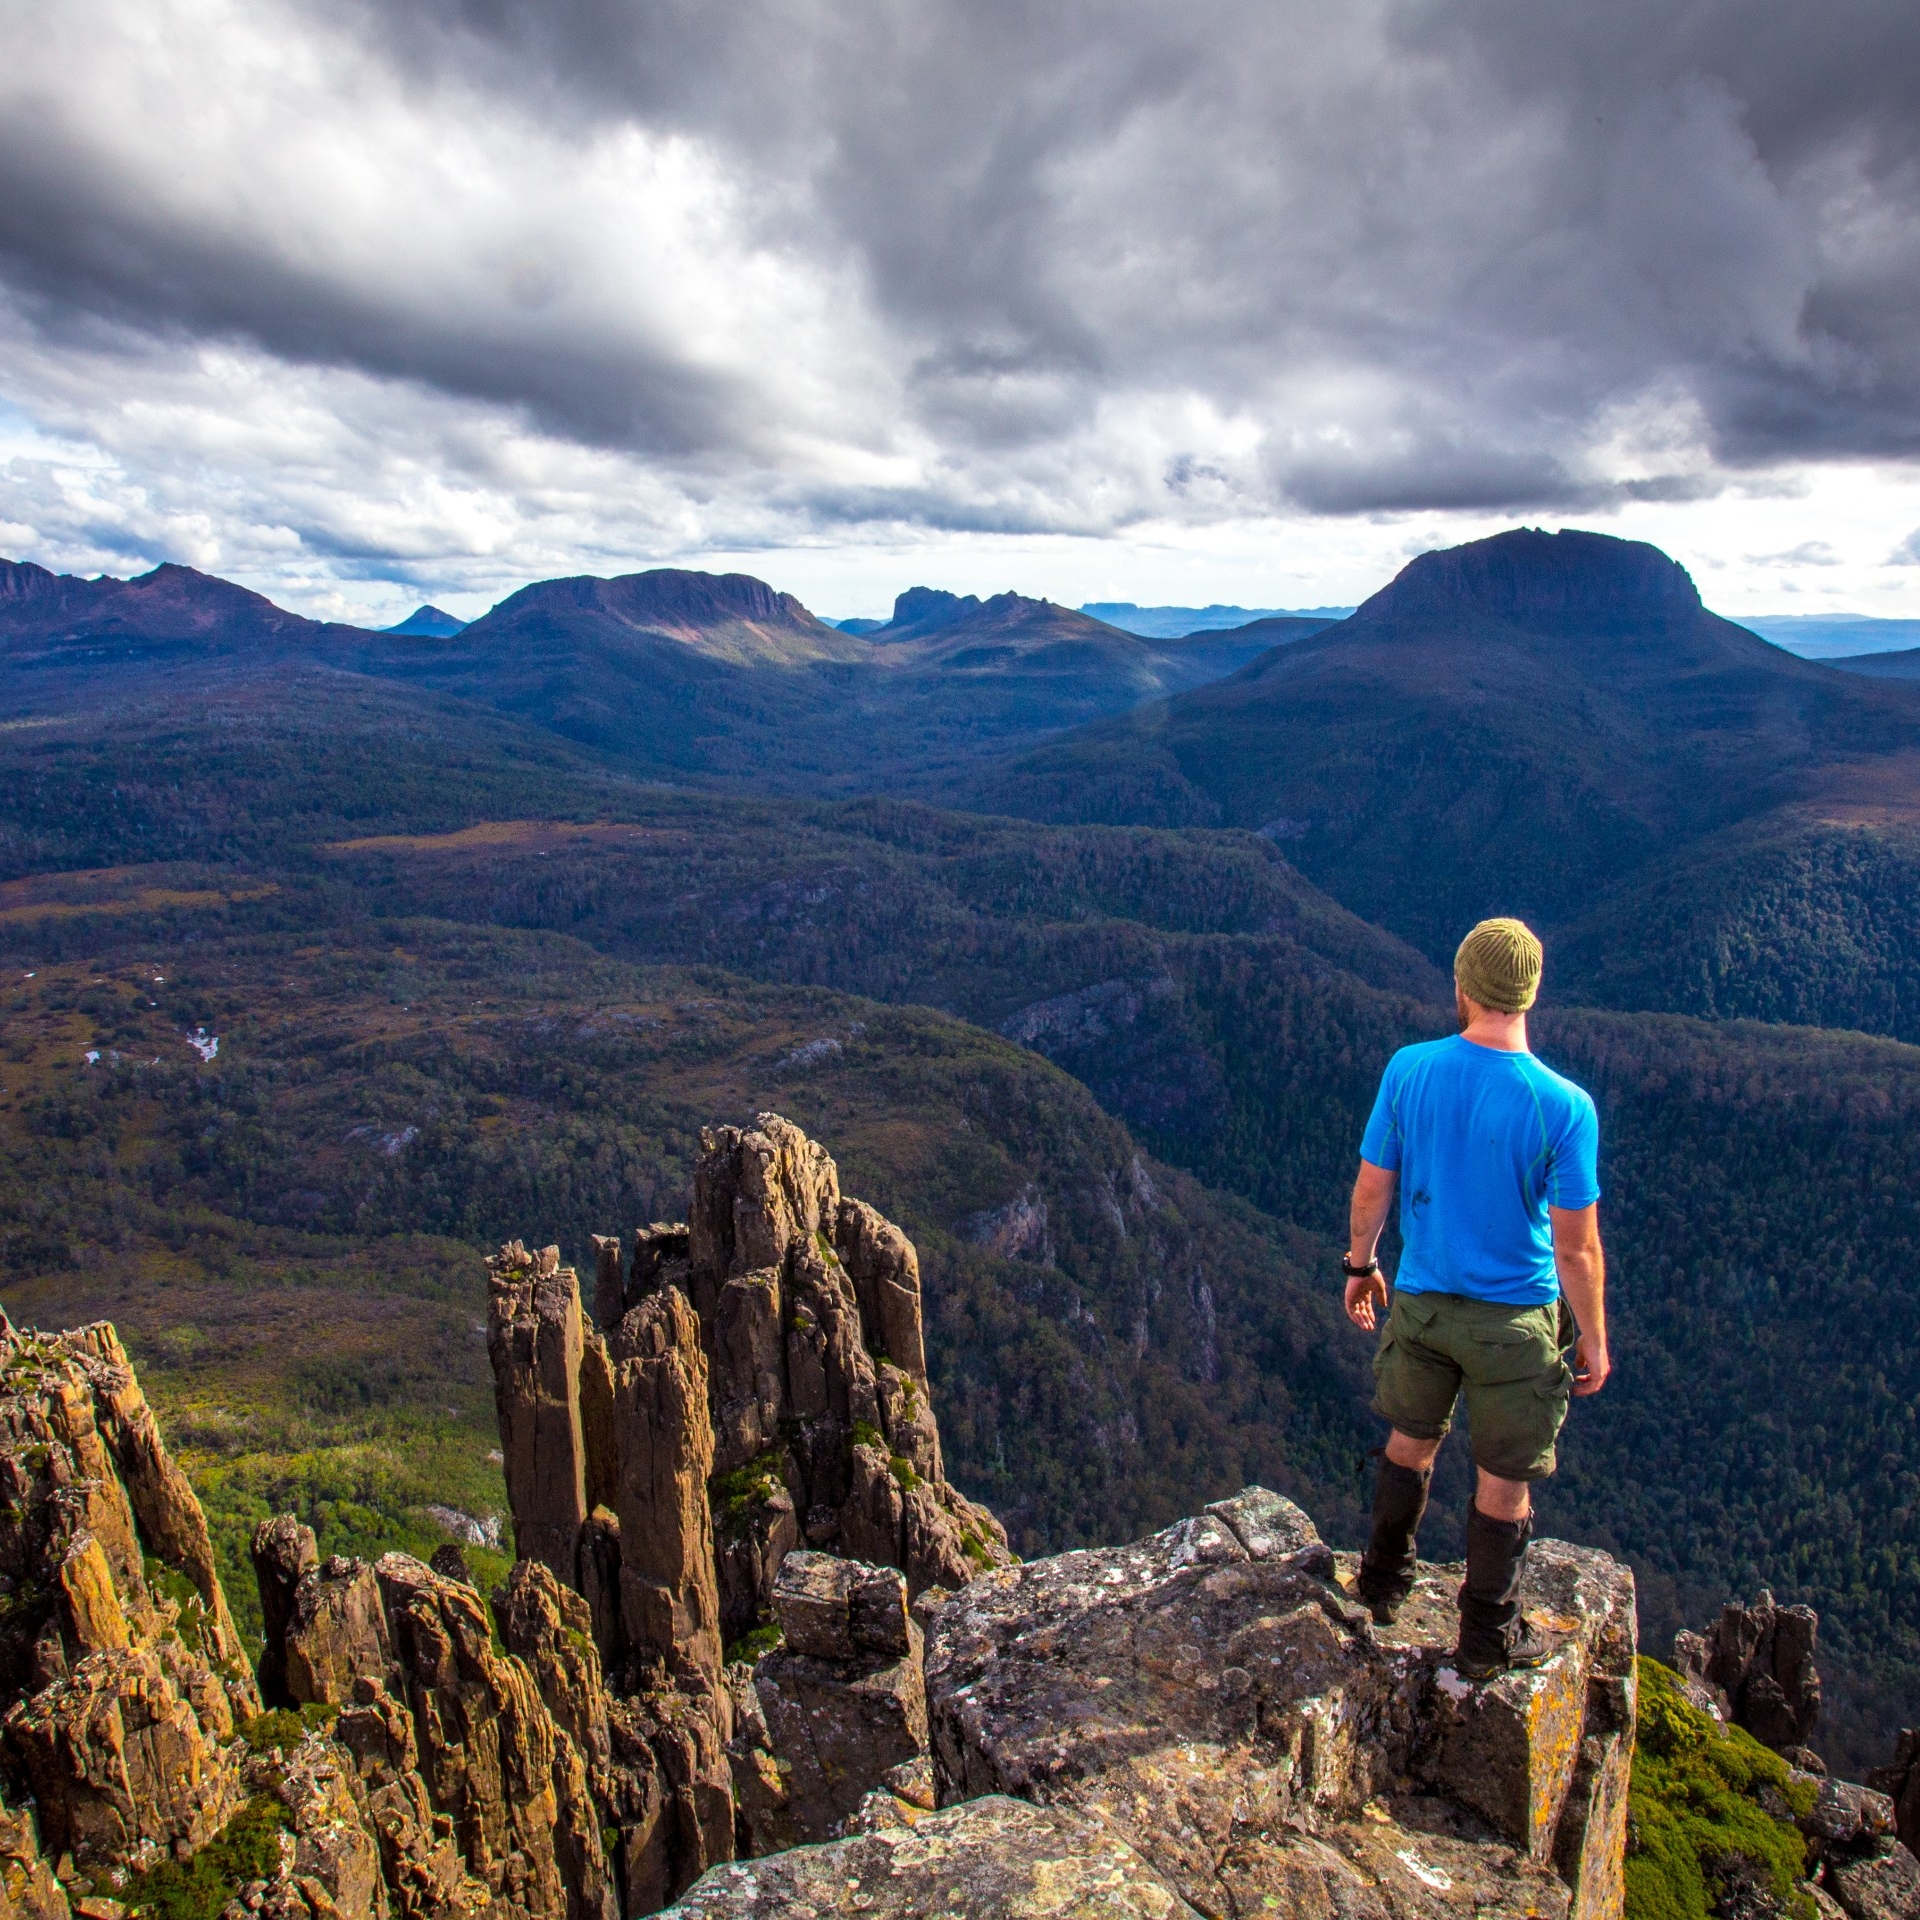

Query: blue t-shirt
[{"left": 1359, "top": 1035, "right": 1600, "bottom": 1306}]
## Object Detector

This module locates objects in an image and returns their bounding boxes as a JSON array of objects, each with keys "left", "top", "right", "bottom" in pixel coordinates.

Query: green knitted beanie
[{"left": 1455, "top": 917, "right": 1543, "bottom": 1013}]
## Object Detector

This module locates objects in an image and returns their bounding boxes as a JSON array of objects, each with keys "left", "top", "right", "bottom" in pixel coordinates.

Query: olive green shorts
[{"left": 1371, "top": 1290, "right": 1576, "bottom": 1482}]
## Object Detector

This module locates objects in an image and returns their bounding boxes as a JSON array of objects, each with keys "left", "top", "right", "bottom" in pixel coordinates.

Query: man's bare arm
[
  {"left": 1549, "top": 1202, "right": 1610, "bottom": 1395},
  {"left": 1344, "top": 1159, "right": 1397, "bottom": 1331}
]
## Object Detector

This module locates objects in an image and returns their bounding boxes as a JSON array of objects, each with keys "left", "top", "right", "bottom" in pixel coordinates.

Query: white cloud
[{"left": 0, "top": 0, "right": 1917, "bottom": 618}]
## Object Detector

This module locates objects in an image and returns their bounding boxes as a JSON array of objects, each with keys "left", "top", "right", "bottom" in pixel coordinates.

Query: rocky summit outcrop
[
  {"left": 33, "top": 1109, "right": 1913, "bottom": 1920},
  {"left": 731, "top": 1552, "right": 931, "bottom": 1850},
  {"left": 659, "top": 1795, "right": 1193, "bottom": 1918},
  {"left": 664, "top": 1489, "right": 1641, "bottom": 1920}
]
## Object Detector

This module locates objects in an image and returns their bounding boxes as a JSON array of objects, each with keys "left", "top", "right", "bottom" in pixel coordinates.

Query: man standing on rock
[{"left": 1341, "top": 917, "right": 1610, "bottom": 1679}]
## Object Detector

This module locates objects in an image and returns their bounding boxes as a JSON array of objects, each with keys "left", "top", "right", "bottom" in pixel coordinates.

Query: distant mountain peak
[
  {"left": 883, "top": 586, "right": 982, "bottom": 638},
  {"left": 385, "top": 605, "right": 467, "bottom": 637},
  {"left": 1363, "top": 527, "right": 1702, "bottom": 627}
]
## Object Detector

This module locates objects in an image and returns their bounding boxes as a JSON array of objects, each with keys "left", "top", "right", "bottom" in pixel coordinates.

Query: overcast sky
[{"left": 3, "top": 0, "right": 1919, "bottom": 623}]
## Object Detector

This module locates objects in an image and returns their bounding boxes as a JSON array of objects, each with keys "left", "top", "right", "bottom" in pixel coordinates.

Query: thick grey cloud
[{"left": 1, "top": 0, "right": 1917, "bottom": 561}]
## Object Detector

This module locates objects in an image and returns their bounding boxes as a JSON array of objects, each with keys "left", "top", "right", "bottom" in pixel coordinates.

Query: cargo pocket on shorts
[
  {"left": 1371, "top": 1324, "right": 1397, "bottom": 1380},
  {"left": 1467, "top": 1314, "right": 1555, "bottom": 1387}
]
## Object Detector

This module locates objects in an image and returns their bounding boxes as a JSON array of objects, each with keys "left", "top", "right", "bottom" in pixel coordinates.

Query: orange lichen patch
[
  {"left": 0, "top": 866, "right": 275, "bottom": 924},
  {"left": 325, "top": 819, "right": 673, "bottom": 856}
]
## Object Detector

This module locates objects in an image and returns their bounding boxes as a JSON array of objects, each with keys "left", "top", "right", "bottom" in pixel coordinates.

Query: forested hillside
[
  {"left": 4, "top": 529, "right": 1919, "bottom": 1773},
  {"left": 0, "top": 902, "right": 1370, "bottom": 1648},
  {"left": 960, "top": 531, "right": 1920, "bottom": 1046}
]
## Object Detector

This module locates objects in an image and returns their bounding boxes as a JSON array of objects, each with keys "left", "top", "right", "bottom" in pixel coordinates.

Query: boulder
[
  {"left": 1796, "top": 1776, "right": 1898, "bottom": 1856},
  {"left": 1868, "top": 1731, "right": 1920, "bottom": 1857},
  {"left": 1825, "top": 1843, "right": 1920, "bottom": 1920},
  {"left": 926, "top": 1489, "right": 1635, "bottom": 1920},
  {"left": 658, "top": 1794, "right": 1196, "bottom": 1918},
  {"left": 769, "top": 1551, "right": 912, "bottom": 1662},
  {"left": 746, "top": 1554, "right": 929, "bottom": 1844}
]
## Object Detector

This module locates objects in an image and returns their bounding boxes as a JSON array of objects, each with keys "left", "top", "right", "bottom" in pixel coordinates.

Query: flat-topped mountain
[
  {"left": 964, "top": 529, "right": 1920, "bottom": 1001},
  {"left": 470, "top": 567, "right": 867, "bottom": 667}
]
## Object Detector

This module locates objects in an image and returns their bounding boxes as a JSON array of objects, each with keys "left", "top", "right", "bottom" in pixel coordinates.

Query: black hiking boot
[
  {"left": 1353, "top": 1454, "right": 1432, "bottom": 1625},
  {"left": 1454, "top": 1502, "right": 1554, "bottom": 1679}
]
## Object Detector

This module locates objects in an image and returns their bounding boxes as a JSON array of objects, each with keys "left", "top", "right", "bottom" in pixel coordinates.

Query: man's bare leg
[
  {"left": 1389, "top": 1434, "right": 1531, "bottom": 1522},
  {"left": 1474, "top": 1466, "right": 1530, "bottom": 1522}
]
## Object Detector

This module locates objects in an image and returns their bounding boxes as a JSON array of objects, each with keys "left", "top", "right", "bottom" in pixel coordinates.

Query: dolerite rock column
[
  {"left": 0, "top": 1322, "right": 260, "bottom": 1884},
  {"left": 681, "top": 1113, "right": 1010, "bottom": 1636},
  {"left": 487, "top": 1241, "right": 591, "bottom": 1586},
  {"left": 605, "top": 1287, "right": 725, "bottom": 1699},
  {"left": 250, "top": 1512, "right": 319, "bottom": 1709},
  {"left": 1869, "top": 1730, "right": 1920, "bottom": 1856},
  {"left": 1674, "top": 1589, "right": 1823, "bottom": 1758}
]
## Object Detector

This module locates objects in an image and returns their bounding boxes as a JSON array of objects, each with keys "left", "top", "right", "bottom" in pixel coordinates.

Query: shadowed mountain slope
[
  {"left": 0, "top": 559, "right": 1290, "bottom": 791},
  {"left": 0, "top": 559, "right": 378, "bottom": 698},
  {"left": 962, "top": 529, "right": 1920, "bottom": 1031},
  {"left": 1831, "top": 645, "right": 1920, "bottom": 679}
]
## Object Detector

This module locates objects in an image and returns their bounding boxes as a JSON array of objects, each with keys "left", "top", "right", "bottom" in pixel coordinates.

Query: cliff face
[
  {"left": 11, "top": 1111, "right": 1914, "bottom": 1920},
  {"left": 0, "top": 1320, "right": 262, "bottom": 1909}
]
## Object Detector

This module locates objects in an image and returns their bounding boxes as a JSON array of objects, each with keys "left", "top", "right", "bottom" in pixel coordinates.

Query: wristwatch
[{"left": 1341, "top": 1255, "right": 1382, "bottom": 1278}]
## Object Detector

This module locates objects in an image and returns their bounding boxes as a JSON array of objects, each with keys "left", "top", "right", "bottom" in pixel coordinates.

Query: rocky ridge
[{"left": 0, "top": 1114, "right": 1917, "bottom": 1920}]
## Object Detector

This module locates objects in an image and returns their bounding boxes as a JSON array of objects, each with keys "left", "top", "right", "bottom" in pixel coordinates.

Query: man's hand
[
  {"left": 1345, "top": 1160, "right": 1396, "bottom": 1333},
  {"left": 1571, "top": 1330, "right": 1610, "bottom": 1396},
  {"left": 1344, "top": 1269, "right": 1388, "bottom": 1332}
]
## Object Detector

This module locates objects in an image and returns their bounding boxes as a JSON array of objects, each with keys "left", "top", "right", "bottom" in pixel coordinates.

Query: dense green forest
[{"left": 5, "top": 592, "right": 1920, "bottom": 1774}]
